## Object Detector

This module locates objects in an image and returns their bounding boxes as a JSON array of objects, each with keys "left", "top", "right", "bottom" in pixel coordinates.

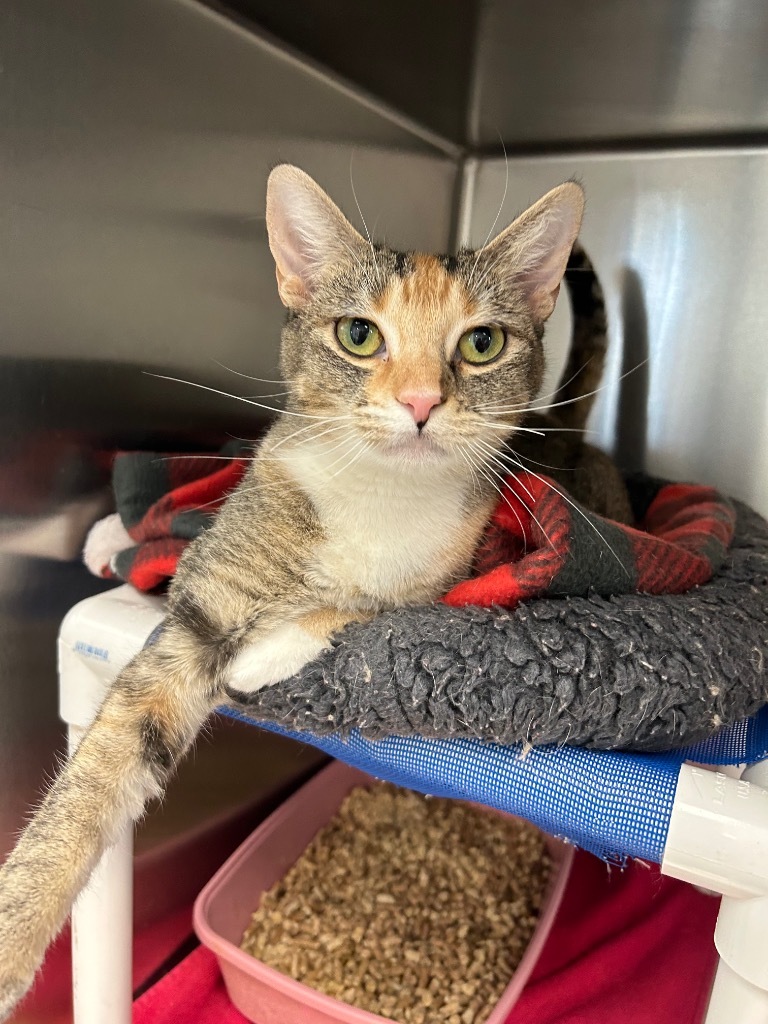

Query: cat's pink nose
[{"left": 397, "top": 391, "right": 443, "bottom": 427}]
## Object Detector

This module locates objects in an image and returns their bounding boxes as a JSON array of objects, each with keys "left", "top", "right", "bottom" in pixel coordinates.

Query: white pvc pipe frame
[
  {"left": 57, "top": 587, "right": 768, "bottom": 1023},
  {"left": 663, "top": 759, "right": 768, "bottom": 1023},
  {"left": 68, "top": 725, "right": 133, "bottom": 1024},
  {"left": 58, "top": 586, "right": 165, "bottom": 1024}
]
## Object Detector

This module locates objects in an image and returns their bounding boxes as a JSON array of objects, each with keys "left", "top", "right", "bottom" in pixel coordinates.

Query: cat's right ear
[
  {"left": 266, "top": 165, "right": 366, "bottom": 308},
  {"left": 478, "top": 182, "right": 585, "bottom": 324}
]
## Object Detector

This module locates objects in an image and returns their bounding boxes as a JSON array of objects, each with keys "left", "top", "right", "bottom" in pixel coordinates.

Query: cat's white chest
[
  {"left": 284, "top": 448, "right": 478, "bottom": 608},
  {"left": 316, "top": 480, "right": 465, "bottom": 603}
]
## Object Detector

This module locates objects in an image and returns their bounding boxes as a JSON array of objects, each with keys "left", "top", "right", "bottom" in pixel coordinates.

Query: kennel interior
[{"left": 2, "top": 1, "right": 768, "bottom": 1022}]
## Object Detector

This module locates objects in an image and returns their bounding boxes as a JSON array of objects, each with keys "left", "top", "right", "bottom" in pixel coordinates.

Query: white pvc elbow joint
[{"left": 662, "top": 760, "right": 768, "bottom": 1010}]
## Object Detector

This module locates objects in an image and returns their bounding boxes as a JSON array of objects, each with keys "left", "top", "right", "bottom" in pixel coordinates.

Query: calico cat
[{"left": 0, "top": 165, "right": 623, "bottom": 1018}]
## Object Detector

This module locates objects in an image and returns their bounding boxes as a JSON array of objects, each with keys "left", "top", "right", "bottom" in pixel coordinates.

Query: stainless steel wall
[
  {"left": 214, "top": 0, "right": 768, "bottom": 150},
  {"left": 0, "top": 0, "right": 456, "bottom": 901},
  {"left": 208, "top": 0, "right": 479, "bottom": 145},
  {"left": 465, "top": 151, "right": 768, "bottom": 518},
  {"left": 469, "top": 0, "right": 768, "bottom": 148}
]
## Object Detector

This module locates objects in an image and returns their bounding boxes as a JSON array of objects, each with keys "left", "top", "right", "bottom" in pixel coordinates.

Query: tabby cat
[{"left": 0, "top": 165, "right": 626, "bottom": 1018}]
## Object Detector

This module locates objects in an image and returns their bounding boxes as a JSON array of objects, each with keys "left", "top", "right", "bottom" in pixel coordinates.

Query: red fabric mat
[
  {"left": 11, "top": 906, "right": 193, "bottom": 1024},
  {"left": 507, "top": 853, "right": 718, "bottom": 1023},
  {"left": 88, "top": 446, "right": 736, "bottom": 602},
  {"left": 132, "top": 852, "right": 720, "bottom": 1024}
]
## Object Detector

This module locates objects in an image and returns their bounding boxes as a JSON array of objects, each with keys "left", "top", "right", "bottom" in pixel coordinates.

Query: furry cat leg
[
  {"left": 0, "top": 631, "right": 215, "bottom": 1017},
  {"left": 0, "top": 605, "right": 354, "bottom": 1019}
]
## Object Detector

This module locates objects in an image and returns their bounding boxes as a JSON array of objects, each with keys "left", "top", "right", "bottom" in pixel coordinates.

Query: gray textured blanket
[{"left": 234, "top": 500, "right": 768, "bottom": 752}]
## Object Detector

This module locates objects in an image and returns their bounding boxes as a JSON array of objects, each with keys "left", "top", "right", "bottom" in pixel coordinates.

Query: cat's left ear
[
  {"left": 266, "top": 165, "right": 367, "bottom": 308},
  {"left": 479, "top": 182, "right": 585, "bottom": 323}
]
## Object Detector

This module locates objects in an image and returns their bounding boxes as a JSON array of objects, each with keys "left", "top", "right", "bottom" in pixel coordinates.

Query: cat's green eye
[
  {"left": 457, "top": 325, "right": 506, "bottom": 365},
  {"left": 336, "top": 317, "right": 383, "bottom": 357}
]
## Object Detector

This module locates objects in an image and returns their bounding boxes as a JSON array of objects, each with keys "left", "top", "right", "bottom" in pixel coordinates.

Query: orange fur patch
[
  {"left": 299, "top": 607, "right": 369, "bottom": 640},
  {"left": 368, "top": 256, "right": 476, "bottom": 405}
]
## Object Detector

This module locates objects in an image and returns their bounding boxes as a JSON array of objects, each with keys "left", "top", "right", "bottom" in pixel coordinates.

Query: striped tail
[
  {"left": 556, "top": 240, "right": 608, "bottom": 430},
  {"left": 0, "top": 633, "right": 215, "bottom": 1021}
]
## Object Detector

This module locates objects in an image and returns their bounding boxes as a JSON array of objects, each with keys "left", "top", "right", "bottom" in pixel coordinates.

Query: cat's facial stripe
[
  {"left": 439, "top": 254, "right": 459, "bottom": 274},
  {"left": 392, "top": 250, "right": 412, "bottom": 277}
]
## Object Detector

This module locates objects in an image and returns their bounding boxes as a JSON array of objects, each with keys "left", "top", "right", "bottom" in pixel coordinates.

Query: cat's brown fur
[{"left": 0, "top": 166, "right": 621, "bottom": 1018}]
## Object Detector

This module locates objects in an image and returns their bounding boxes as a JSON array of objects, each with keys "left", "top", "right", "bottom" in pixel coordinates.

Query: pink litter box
[{"left": 193, "top": 761, "right": 573, "bottom": 1024}]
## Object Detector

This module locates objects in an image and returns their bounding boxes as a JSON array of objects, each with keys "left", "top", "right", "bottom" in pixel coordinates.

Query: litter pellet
[{"left": 241, "top": 783, "right": 551, "bottom": 1023}]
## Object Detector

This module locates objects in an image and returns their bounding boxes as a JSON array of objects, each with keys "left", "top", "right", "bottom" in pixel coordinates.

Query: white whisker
[
  {"left": 470, "top": 440, "right": 557, "bottom": 555},
  {"left": 327, "top": 436, "right": 372, "bottom": 482},
  {"left": 270, "top": 421, "right": 350, "bottom": 455},
  {"left": 350, "top": 156, "right": 384, "bottom": 292},
  {"left": 144, "top": 372, "right": 353, "bottom": 421},
  {"left": 470, "top": 419, "right": 549, "bottom": 437},
  {"left": 315, "top": 431, "right": 368, "bottom": 475},
  {"left": 211, "top": 359, "right": 284, "bottom": 385},
  {"left": 506, "top": 445, "right": 577, "bottom": 473},
  {"left": 478, "top": 442, "right": 536, "bottom": 503},
  {"left": 454, "top": 442, "right": 483, "bottom": 501},
  {"left": 476, "top": 357, "right": 594, "bottom": 412},
  {"left": 154, "top": 454, "right": 255, "bottom": 463},
  {"left": 263, "top": 426, "right": 360, "bottom": 463},
  {"left": 268, "top": 417, "right": 346, "bottom": 452},
  {"left": 501, "top": 448, "right": 630, "bottom": 575},
  {"left": 478, "top": 358, "right": 649, "bottom": 418},
  {"left": 464, "top": 440, "right": 531, "bottom": 549},
  {"left": 467, "top": 134, "right": 509, "bottom": 292}
]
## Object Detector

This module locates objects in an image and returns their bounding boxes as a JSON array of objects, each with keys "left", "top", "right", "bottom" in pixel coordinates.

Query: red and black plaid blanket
[{"left": 84, "top": 444, "right": 736, "bottom": 606}]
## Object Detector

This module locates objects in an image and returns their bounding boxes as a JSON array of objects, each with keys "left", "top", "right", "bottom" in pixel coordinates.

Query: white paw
[{"left": 226, "top": 622, "right": 328, "bottom": 696}]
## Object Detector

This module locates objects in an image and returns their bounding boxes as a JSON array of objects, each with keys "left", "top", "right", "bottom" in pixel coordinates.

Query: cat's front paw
[
  {"left": 225, "top": 623, "right": 327, "bottom": 697},
  {"left": 0, "top": 971, "right": 33, "bottom": 1022}
]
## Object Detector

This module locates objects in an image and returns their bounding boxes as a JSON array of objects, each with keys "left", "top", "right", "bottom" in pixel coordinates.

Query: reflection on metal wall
[
  {"left": 470, "top": 0, "right": 768, "bottom": 147},
  {"left": 0, "top": 0, "right": 455, "bottom": 907},
  {"left": 467, "top": 151, "right": 768, "bottom": 517},
  {"left": 210, "top": 0, "right": 478, "bottom": 145}
]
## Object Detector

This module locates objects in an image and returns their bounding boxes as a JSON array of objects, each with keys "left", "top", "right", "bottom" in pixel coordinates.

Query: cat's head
[{"left": 265, "top": 165, "right": 583, "bottom": 469}]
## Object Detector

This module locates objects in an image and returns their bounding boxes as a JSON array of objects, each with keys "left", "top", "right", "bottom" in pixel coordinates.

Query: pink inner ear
[
  {"left": 266, "top": 177, "right": 333, "bottom": 304},
  {"left": 266, "top": 167, "right": 367, "bottom": 308},
  {"left": 519, "top": 247, "right": 568, "bottom": 296},
  {"left": 268, "top": 190, "right": 318, "bottom": 286},
  {"left": 269, "top": 213, "right": 315, "bottom": 306},
  {"left": 514, "top": 203, "right": 582, "bottom": 316}
]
